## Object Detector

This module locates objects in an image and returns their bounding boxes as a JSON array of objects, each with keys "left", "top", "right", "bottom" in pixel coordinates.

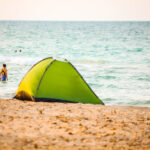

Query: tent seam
[{"left": 34, "top": 59, "right": 56, "bottom": 99}]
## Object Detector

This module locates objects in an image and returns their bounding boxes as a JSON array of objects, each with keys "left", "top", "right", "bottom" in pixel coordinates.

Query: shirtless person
[{"left": 0, "top": 64, "right": 8, "bottom": 81}]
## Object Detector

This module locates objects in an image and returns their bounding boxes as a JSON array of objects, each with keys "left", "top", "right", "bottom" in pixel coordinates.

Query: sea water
[{"left": 0, "top": 21, "right": 150, "bottom": 106}]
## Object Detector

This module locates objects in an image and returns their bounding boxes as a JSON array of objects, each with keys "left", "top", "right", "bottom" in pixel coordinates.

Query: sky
[{"left": 0, "top": 0, "right": 150, "bottom": 21}]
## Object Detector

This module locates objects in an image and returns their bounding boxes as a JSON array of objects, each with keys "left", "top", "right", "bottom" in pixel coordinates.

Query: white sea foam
[{"left": 0, "top": 55, "right": 40, "bottom": 65}]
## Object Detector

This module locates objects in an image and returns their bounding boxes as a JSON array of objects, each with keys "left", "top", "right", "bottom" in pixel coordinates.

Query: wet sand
[{"left": 0, "top": 98, "right": 150, "bottom": 150}]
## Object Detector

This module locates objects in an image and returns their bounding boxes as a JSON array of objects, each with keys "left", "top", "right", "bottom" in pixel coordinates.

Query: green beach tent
[{"left": 14, "top": 57, "right": 104, "bottom": 105}]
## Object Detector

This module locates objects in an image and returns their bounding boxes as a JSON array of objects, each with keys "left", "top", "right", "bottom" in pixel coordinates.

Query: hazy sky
[{"left": 0, "top": 0, "right": 150, "bottom": 21}]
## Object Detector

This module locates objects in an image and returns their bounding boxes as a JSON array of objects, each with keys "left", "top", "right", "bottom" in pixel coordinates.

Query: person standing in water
[{"left": 0, "top": 64, "right": 8, "bottom": 81}]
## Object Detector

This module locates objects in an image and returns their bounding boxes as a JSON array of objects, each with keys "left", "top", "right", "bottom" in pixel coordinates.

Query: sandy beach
[{"left": 0, "top": 98, "right": 150, "bottom": 150}]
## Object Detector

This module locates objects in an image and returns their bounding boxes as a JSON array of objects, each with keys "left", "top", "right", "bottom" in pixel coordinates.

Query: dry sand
[{"left": 0, "top": 98, "right": 150, "bottom": 150}]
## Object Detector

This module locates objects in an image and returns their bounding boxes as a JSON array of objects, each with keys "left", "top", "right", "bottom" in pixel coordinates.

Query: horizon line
[{"left": 0, "top": 20, "right": 150, "bottom": 22}]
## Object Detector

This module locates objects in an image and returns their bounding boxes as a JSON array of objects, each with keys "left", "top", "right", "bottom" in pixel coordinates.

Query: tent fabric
[{"left": 14, "top": 57, "right": 104, "bottom": 105}]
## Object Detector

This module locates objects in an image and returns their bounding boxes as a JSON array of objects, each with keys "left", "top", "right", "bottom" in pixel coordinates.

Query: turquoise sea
[{"left": 0, "top": 21, "right": 150, "bottom": 106}]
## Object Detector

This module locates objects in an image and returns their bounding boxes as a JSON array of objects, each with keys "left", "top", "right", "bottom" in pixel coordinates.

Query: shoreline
[{"left": 0, "top": 98, "right": 150, "bottom": 149}]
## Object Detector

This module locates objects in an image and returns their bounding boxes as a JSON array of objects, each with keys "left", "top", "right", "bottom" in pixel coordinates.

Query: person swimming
[
  {"left": 14, "top": 49, "right": 22, "bottom": 53},
  {"left": 0, "top": 64, "right": 8, "bottom": 81}
]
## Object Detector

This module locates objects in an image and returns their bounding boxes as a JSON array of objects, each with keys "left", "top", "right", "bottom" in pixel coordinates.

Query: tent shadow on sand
[{"left": 14, "top": 57, "right": 104, "bottom": 105}]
